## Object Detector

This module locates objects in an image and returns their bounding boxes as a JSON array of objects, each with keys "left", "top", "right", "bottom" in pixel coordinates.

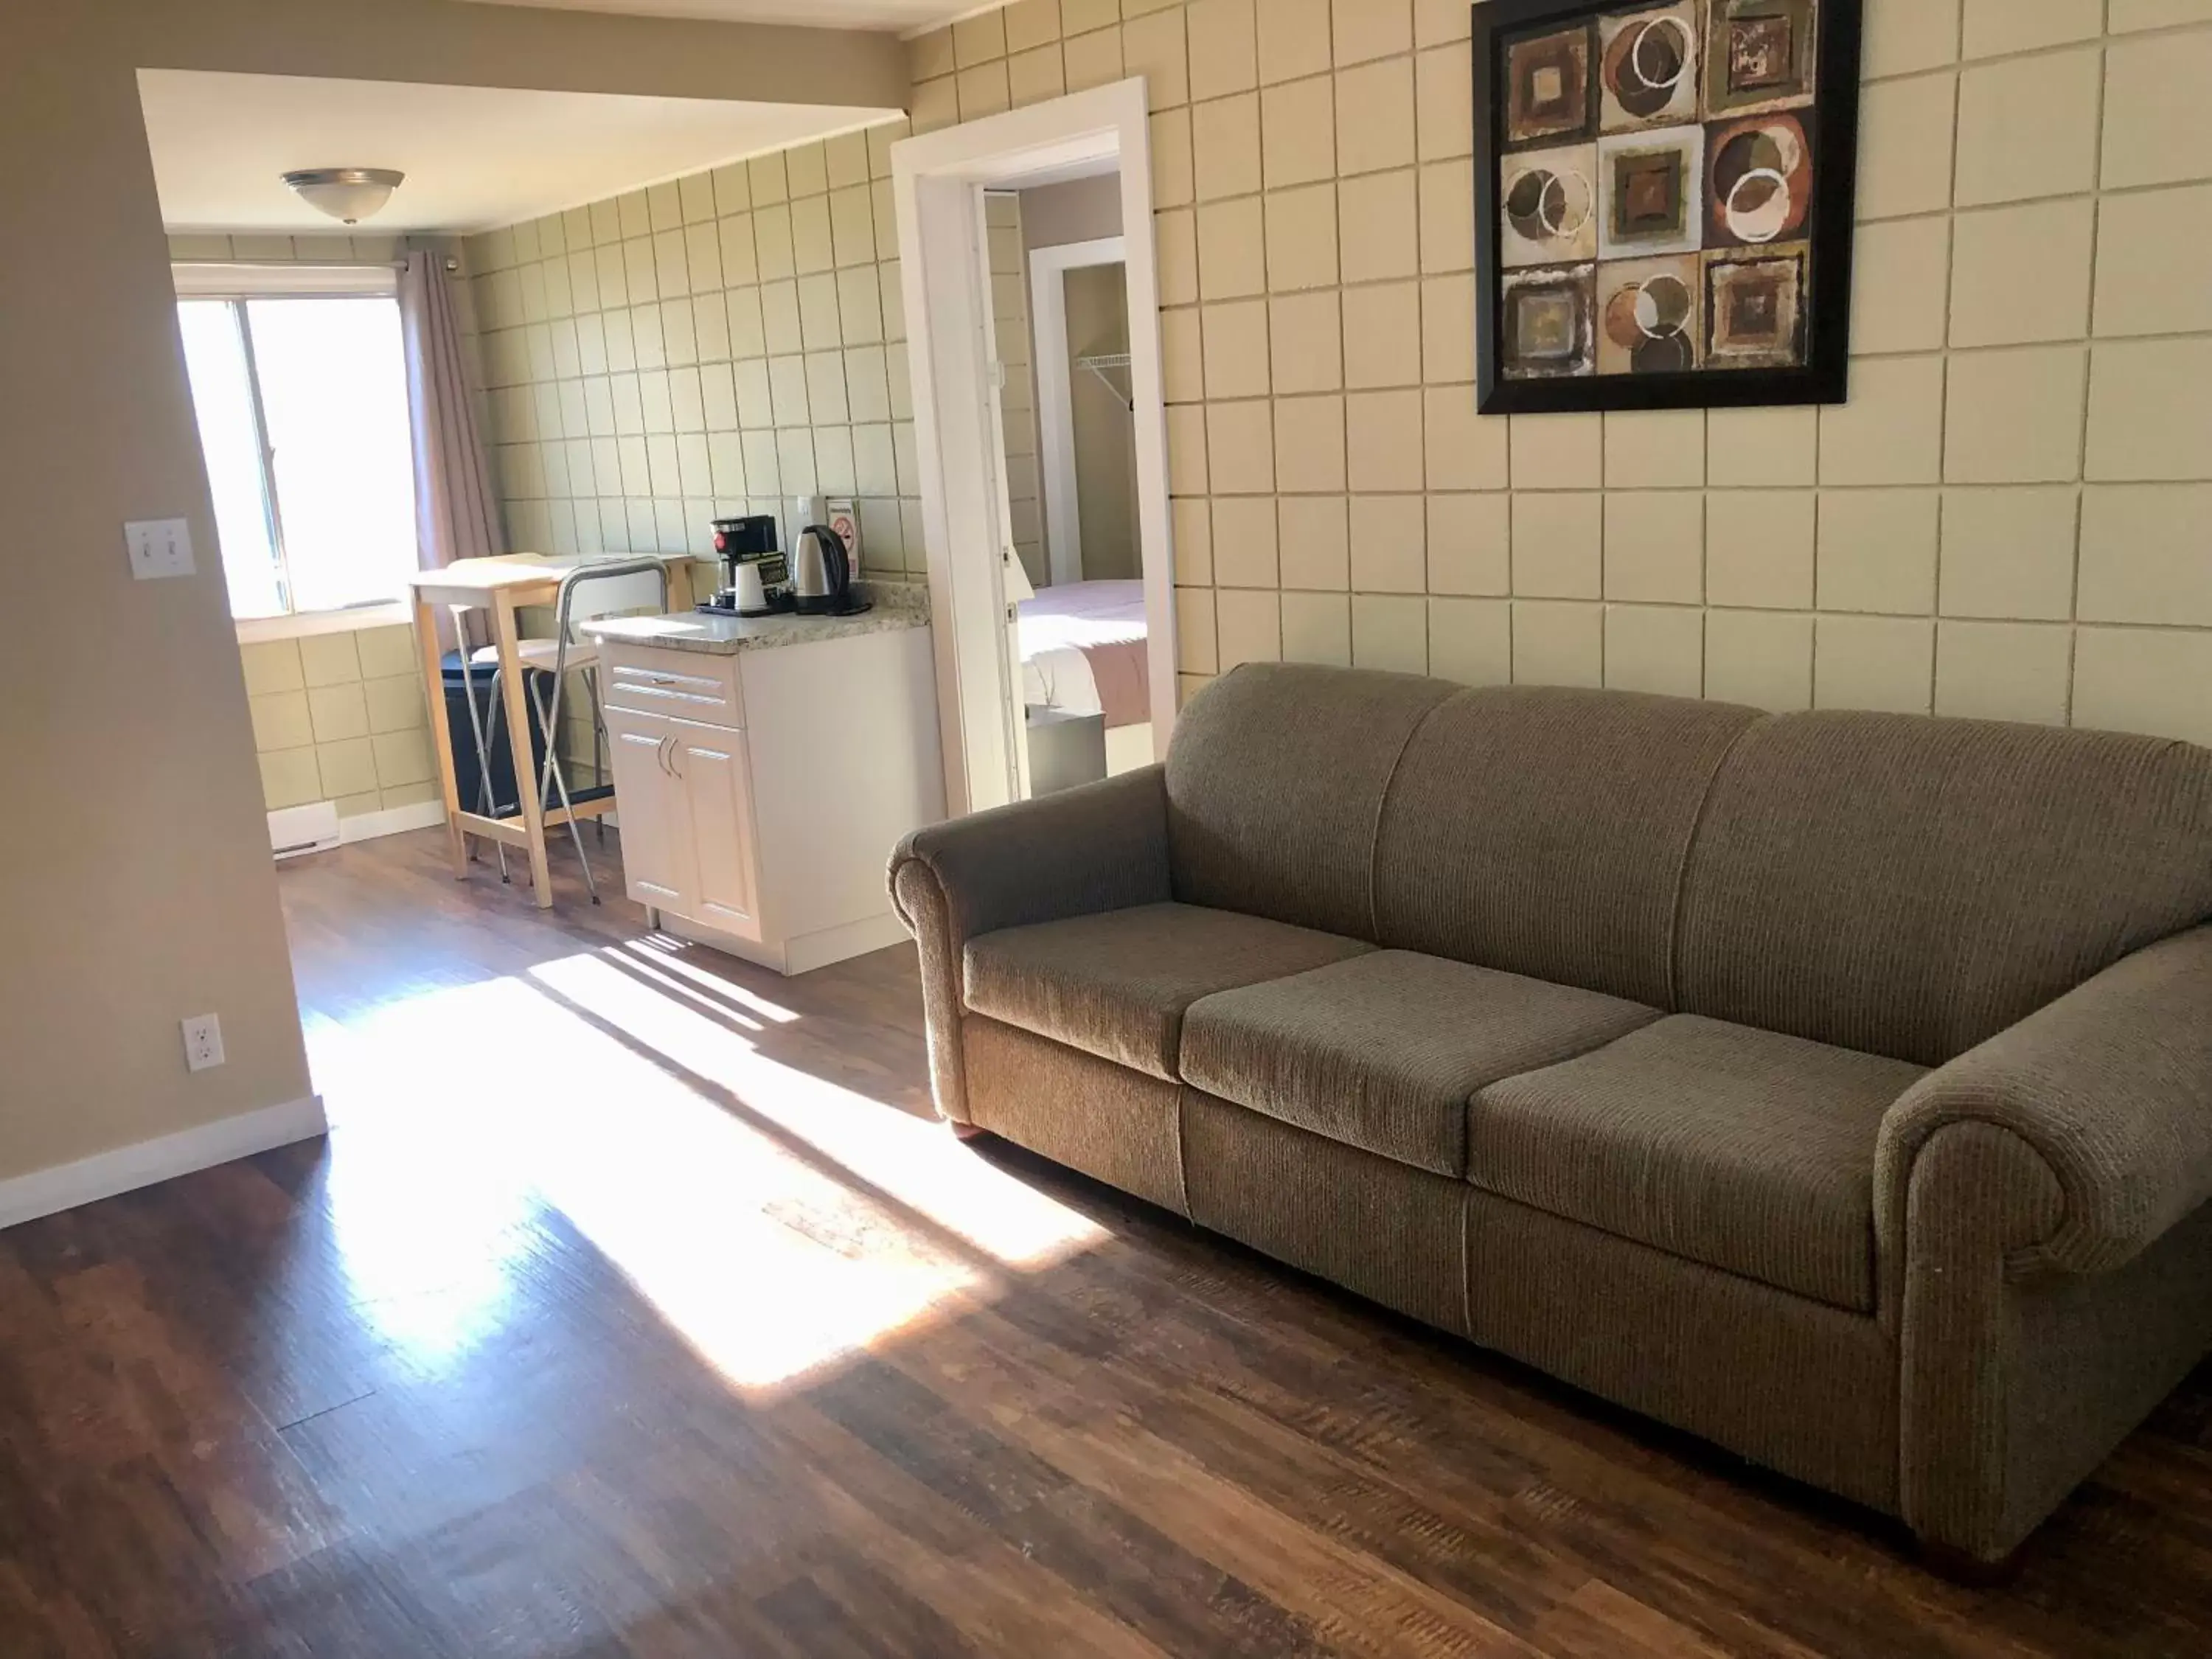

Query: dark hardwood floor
[{"left": 3, "top": 827, "right": 2208, "bottom": 1657}]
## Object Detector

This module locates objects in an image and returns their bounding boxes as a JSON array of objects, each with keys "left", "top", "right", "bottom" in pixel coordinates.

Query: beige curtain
[{"left": 399, "top": 251, "right": 500, "bottom": 650}]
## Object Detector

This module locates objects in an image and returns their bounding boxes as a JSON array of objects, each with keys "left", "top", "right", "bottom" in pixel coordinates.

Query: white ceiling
[
  {"left": 459, "top": 0, "right": 978, "bottom": 31},
  {"left": 137, "top": 70, "right": 902, "bottom": 234}
]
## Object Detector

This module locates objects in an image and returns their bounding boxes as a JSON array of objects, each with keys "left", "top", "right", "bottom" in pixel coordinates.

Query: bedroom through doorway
[
  {"left": 982, "top": 180, "right": 1152, "bottom": 794},
  {"left": 891, "top": 79, "right": 1175, "bottom": 821}
]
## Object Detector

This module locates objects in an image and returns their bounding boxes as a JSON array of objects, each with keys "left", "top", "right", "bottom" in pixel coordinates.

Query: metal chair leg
[
  {"left": 451, "top": 608, "right": 509, "bottom": 883},
  {"left": 584, "top": 666, "right": 610, "bottom": 845},
  {"left": 531, "top": 671, "right": 599, "bottom": 905},
  {"left": 538, "top": 560, "right": 670, "bottom": 891}
]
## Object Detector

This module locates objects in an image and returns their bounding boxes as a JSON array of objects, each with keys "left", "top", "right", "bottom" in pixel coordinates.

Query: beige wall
[
  {"left": 910, "top": 0, "right": 2212, "bottom": 744},
  {"left": 1022, "top": 173, "right": 1126, "bottom": 248},
  {"left": 467, "top": 122, "right": 929, "bottom": 588},
  {"left": 1064, "top": 262, "right": 1142, "bottom": 580},
  {"left": 1018, "top": 174, "right": 1138, "bottom": 582},
  {"left": 0, "top": 0, "right": 900, "bottom": 1187}
]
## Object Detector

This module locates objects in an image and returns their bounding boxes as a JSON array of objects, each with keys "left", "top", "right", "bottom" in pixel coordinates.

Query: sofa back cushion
[
  {"left": 1166, "top": 664, "right": 1455, "bottom": 938},
  {"left": 1676, "top": 712, "right": 2212, "bottom": 1066},
  {"left": 1371, "top": 686, "right": 1760, "bottom": 1004}
]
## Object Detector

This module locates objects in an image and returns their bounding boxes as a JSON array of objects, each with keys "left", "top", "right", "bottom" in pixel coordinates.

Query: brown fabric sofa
[{"left": 888, "top": 664, "right": 2212, "bottom": 1565}]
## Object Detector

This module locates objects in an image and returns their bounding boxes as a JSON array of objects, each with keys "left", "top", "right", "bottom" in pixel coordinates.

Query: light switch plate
[{"left": 126, "top": 518, "right": 195, "bottom": 580}]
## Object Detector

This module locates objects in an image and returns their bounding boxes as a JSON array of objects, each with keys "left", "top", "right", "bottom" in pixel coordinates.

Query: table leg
[
  {"left": 493, "top": 594, "right": 556, "bottom": 908},
  {"left": 414, "top": 595, "right": 467, "bottom": 878}
]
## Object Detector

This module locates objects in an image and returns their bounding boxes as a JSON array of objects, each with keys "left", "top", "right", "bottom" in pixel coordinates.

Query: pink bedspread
[{"left": 1018, "top": 580, "right": 1152, "bottom": 728}]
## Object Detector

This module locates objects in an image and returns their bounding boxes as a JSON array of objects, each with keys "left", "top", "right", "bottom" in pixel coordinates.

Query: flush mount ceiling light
[{"left": 282, "top": 167, "right": 405, "bottom": 225}]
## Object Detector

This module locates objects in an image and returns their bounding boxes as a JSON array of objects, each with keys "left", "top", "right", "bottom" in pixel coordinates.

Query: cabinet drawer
[{"left": 602, "top": 644, "right": 742, "bottom": 724}]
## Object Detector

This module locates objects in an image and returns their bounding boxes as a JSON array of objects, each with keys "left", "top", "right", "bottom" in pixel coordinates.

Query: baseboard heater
[{"left": 268, "top": 800, "right": 341, "bottom": 861}]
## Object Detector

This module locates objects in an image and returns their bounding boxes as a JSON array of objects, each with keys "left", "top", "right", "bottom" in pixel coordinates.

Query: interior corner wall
[
  {"left": 0, "top": 0, "right": 903, "bottom": 1194},
  {"left": 905, "top": 0, "right": 2212, "bottom": 747}
]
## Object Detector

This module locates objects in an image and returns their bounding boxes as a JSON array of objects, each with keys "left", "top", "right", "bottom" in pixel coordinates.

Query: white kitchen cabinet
[
  {"left": 672, "top": 723, "right": 762, "bottom": 940},
  {"left": 600, "top": 706, "right": 764, "bottom": 942},
  {"left": 589, "top": 609, "right": 944, "bottom": 975},
  {"left": 602, "top": 707, "right": 691, "bottom": 914}
]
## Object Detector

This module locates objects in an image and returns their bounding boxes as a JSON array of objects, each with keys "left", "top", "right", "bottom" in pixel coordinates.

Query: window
[{"left": 176, "top": 285, "right": 417, "bottom": 619}]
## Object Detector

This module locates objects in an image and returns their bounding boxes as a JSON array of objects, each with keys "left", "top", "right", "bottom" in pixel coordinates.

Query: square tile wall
[
  {"left": 474, "top": 1, "right": 2212, "bottom": 746},
  {"left": 465, "top": 118, "right": 928, "bottom": 585},
  {"left": 894, "top": 0, "right": 2212, "bottom": 740},
  {"left": 242, "top": 625, "right": 440, "bottom": 819}
]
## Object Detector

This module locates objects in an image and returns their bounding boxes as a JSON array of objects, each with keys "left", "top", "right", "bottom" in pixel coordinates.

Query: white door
[
  {"left": 603, "top": 706, "right": 692, "bottom": 912},
  {"left": 668, "top": 720, "right": 765, "bottom": 942}
]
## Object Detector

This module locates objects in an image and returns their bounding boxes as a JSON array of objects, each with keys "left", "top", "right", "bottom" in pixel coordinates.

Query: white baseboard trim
[
  {"left": 0, "top": 1093, "right": 329, "bottom": 1232},
  {"left": 338, "top": 799, "right": 448, "bottom": 845}
]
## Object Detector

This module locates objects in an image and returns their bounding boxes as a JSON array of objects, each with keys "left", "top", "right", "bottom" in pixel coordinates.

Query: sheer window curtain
[{"left": 399, "top": 250, "right": 501, "bottom": 650}]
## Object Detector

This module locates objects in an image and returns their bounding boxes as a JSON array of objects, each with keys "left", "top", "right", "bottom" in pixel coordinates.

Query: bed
[{"left": 1016, "top": 578, "right": 1154, "bottom": 777}]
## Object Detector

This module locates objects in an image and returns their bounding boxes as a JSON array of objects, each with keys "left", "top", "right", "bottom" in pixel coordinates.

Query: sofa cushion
[
  {"left": 964, "top": 902, "right": 1372, "bottom": 1079},
  {"left": 1166, "top": 664, "right": 1456, "bottom": 939},
  {"left": 1468, "top": 1015, "right": 1926, "bottom": 1312},
  {"left": 1676, "top": 710, "right": 2212, "bottom": 1066},
  {"left": 1372, "top": 686, "right": 1759, "bottom": 1006},
  {"left": 1181, "top": 951, "right": 1658, "bottom": 1177}
]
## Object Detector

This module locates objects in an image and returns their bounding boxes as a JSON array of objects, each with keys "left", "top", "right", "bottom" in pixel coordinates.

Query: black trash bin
[{"left": 439, "top": 650, "right": 553, "bottom": 818}]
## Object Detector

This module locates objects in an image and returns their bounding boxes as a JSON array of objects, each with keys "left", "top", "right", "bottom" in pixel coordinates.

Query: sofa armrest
[
  {"left": 887, "top": 766, "right": 1172, "bottom": 1121},
  {"left": 1876, "top": 925, "right": 2212, "bottom": 1284},
  {"left": 889, "top": 763, "right": 1172, "bottom": 943}
]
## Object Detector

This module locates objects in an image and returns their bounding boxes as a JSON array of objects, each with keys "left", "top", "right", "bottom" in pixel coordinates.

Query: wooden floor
[{"left": 3, "top": 829, "right": 2209, "bottom": 1658}]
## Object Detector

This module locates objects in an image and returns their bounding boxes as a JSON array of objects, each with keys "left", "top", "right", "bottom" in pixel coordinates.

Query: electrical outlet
[
  {"left": 125, "top": 518, "right": 195, "bottom": 580},
  {"left": 181, "top": 1014, "right": 225, "bottom": 1073}
]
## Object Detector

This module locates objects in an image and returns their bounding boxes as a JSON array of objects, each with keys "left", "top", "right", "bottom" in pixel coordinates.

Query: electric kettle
[{"left": 792, "top": 522, "right": 871, "bottom": 617}]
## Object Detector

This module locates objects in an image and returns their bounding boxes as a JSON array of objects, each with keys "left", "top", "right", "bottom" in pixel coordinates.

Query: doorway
[{"left": 891, "top": 80, "right": 1176, "bottom": 819}]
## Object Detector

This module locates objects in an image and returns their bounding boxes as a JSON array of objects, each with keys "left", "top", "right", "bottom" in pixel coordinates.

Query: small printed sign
[{"left": 825, "top": 498, "right": 862, "bottom": 578}]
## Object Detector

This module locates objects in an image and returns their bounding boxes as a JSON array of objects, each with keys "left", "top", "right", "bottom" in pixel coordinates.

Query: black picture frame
[{"left": 1472, "top": 0, "right": 1864, "bottom": 415}]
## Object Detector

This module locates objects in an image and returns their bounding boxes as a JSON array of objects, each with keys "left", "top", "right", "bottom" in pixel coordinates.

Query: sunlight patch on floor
[
  {"left": 304, "top": 946, "right": 1105, "bottom": 1397},
  {"left": 621, "top": 936, "right": 802, "bottom": 1022},
  {"left": 526, "top": 950, "right": 1103, "bottom": 1265}
]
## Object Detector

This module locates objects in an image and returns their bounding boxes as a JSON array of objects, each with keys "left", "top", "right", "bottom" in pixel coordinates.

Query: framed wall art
[{"left": 1472, "top": 0, "right": 1864, "bottom": 414}]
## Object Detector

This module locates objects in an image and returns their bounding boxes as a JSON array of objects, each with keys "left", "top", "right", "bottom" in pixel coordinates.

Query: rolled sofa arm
[
  {"left": 1876, "top": 924, "right": 2212, "bottom": 1286},
  {"left": 888, "top": 765, "right": 1173, "bottom": 1121}
]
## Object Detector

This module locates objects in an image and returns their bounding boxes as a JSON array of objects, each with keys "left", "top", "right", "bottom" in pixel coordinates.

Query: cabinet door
[
  {"left": 602, "top": 707, "right": 694, "bottom": 912},
  {"left": 668, "top": 720, "right": 764, "bottom": 942}
]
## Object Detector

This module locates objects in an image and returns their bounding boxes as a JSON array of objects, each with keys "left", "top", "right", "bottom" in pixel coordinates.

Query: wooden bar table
[{"left": 408, "top": 554, "right": 696, "bottom": 908}]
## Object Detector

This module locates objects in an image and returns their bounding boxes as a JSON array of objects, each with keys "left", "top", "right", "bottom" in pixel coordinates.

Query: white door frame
[
  {"left": 1029, "top": 234, "right": 1128, "bottom": 589},
  {"left": 892, "top": 79, "right": 1175, "bottom": 818}
]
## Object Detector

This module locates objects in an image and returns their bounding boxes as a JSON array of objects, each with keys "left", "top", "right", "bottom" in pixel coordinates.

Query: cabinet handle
[{"left": 657, "top": 735, "right": 673, "bottom": 776}]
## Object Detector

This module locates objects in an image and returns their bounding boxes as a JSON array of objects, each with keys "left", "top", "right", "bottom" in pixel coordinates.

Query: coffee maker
[{"left": 706, "top": 516, "right": 792, "bottom": 616}]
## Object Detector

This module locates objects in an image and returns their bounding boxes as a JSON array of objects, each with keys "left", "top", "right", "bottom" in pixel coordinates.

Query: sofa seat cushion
[
  {"left": 1469, "top": 1015, "right": 1926, "bottom": 1312},
  {"left": 1181, "top": 952, "right": 1659, "bottom": 1177},
  {"left": 964, "top": 902, "right": 1372, "bottom": 1079}
]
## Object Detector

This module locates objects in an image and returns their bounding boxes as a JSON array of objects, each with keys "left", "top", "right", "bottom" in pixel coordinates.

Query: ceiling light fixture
[{"left": 282, "top": 167, "right": 405, "bottom": 225}]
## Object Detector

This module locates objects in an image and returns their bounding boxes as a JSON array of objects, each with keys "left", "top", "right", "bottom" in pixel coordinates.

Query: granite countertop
[{"left": 580, "top": 581, "right": 929, "bottom": 657}]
